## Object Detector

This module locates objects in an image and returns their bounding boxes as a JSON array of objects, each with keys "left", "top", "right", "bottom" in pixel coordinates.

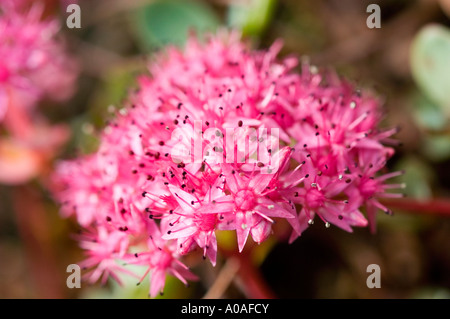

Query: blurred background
[{"left": 1, "top": 0, "right": 450, "bottom": 299}]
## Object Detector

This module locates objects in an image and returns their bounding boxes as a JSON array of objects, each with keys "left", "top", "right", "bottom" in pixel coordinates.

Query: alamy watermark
[
  {"left": 169, "top": 120, "right": 282, "bottom": 174},
  {"left": 66, "top": 4, "right": 81, "bottom": 29},
  {"left": 64, "top": 3, "right": 380, "bottom": 30},
  {"left": 366, "top": 264, "right": 381, "bottom": 288},
  {"left": 366, "top": 4, "right": 381, "bottom": 29},
  {"left": 66, "top": 264, "right": 81, "bottom": 288},
  {"left": 65, "top": 262, "right": 382, "bottom": 290}
]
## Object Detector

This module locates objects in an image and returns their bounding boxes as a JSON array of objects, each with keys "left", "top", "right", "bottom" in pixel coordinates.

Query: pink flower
[
  {"left": 51, "top": 154, "right": 112, "bottom": 226},
  {"left": 220, "top": 149, "right": 296, "bottom": 251},
  {"left": 161, "top": 181, "right": 234, "bottom": 266},
  {"left": 130, "top": 221, "right": 198, "bottom": 297},
  {"left": 78, "top": 226, "right": 133, "bottom": 285},
  {"left": 51, "top": 31, "right": 400, "bottom": 296},
  {"left": 345, "top": 153, "right": 405, "bottom": 233},
  {"left": 0, "top": 0, "right": 78, "bottom": 184},
  {"left": 0, "top": 2, "right": 77, "bottom": 115},
  {"left": 0, "top": 106, "right": 69, "bottom": 184},
  {"left": 281, "top": 153, "right": 368, "bottom": 242}
]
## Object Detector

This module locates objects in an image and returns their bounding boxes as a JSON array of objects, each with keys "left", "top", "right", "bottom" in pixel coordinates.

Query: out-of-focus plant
[
  {"left": 227, "top": 0, "right": 277, "bottom": 39},
  {"left": 0, "top": 0, "right": 79, "bottom": 299},
  {"left": 131, "top": 0, "right": 220, "bottom": 50},
  {"left": 0, "top": 0, "right": 78, "bottom": 184},
  {"left": 411, "top": 24, "right": 450, "bottom": 117},
  {"left": 410, "top": 24, "right": 450, "bottom": 162}
]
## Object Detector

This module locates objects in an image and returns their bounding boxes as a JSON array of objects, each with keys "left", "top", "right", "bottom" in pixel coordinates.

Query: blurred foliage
[
  {"left": 393, "top": 156, "right": 433, "bottom": 200},
  {"left": 412, "top": 93, "right": 448, "bottom": 131},
  {"left": 227, "top": 0, "right": 277, "bottom": 38},
  {"left": 131, "top": 0, "right": 220, "bottom": 49},
  {"left": 410, "top": 22, "right": 450, "bottom": 164},
  {"left": 81, "top": 265, "right": 195, "bottom": 299},
  {"left": 411, "top": 24, "right": 450, "bottom": 116},
  {"left": 421, "top": 134, "right": 450, "bottom": 162}
]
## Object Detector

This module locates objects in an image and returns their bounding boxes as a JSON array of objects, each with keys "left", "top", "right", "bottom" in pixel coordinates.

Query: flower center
[
  {"left": 235, "top": 189, "right": 255, "bottom": 211},
  {"left": 193, "top": 212, "right": 217, "bottom": 232},
  {"left": 359, "top": 178, "right": 379, "bottom": 199},
  {"left": 153, "top": 249, "right": 173, "bottom": 269},
  {"left": 305, "top": 188, "right": 325, "bottom": 209}
]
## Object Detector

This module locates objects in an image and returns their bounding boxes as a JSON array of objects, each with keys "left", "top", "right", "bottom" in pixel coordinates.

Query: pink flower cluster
[
  {"left": 0, "top": 0, "right": 77, "bottom": 184},
  {"left": 0, "top": 0, "right": 77, "bottom": 117},
  {"left": 51, "top": 31, "right": 401, "bottom": 297}
]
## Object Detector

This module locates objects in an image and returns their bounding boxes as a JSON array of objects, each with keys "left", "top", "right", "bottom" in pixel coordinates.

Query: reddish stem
[
  {"left": 13, "top": 185, "right": 65, "bottom": 299},
  {"left": 380, "top": 198, "right": 450, "bottom": 217},
  {"left": 235, "top": 252, "right": 277, "bottom": 299},
  {"left": 220, "top": 246, "right": 276, "bottom": 299}
]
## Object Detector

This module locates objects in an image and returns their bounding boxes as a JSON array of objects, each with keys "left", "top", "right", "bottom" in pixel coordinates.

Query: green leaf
[
  {"left": 421, "top": 133, "right": 450, "bottom": 162},
  {"left": 411, "top": 24, "right": 450, "bottom": 115},
  {"left": 393, "top": 156, "right": 434, "bottom": 200},
  {"left": 411, "top": 93, "right": 448, "bottom": 131},
  {"left": 131, "top": 0, "right": 220, "bottom": 50},
  {"left": 227, "top": 0, "right": 277, "bottom": 38}
]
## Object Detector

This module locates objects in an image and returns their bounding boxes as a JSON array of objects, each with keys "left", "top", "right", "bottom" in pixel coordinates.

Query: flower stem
[
  {"left": 13, "top": 185, "right": 65, "bottom": 298},
  {"left": 219, "top": 246, "right": 276, "bottom": 299},
  {"left": 234, "top": 252, "right": 277, "bottom": 299},
  {"left": 380, "top": 198, "right": 450, "bottom": 217}
]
